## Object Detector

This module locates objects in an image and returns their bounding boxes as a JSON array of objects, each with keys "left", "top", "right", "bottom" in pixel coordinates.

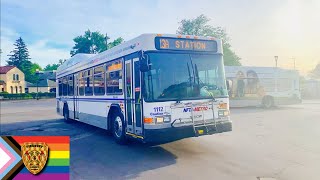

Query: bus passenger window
[
  {"left": 94, "top": 65, "right": 105, "bottom": 95},
  {"left": 68, "top": 76, "right": 74, "bottom": 96},
  {"left": 79, "top": 73, "right": 85, "bottom": 96},
  {"left": 58, "top": 79, "right": 62, "bottom": 96},
  {"left": 85, "top": 69, "right": 93, "bottom": 96},
  {"left": 62, "top": 77, "right": 68, "bottom": 96},
  {"left": 106, "top": 59, "right": 123, "bottom": 94}
]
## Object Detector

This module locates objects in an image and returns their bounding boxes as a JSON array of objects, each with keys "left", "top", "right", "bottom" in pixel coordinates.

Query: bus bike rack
[{"left": 171, "top": 99, "right": 217, "bottom": 135}]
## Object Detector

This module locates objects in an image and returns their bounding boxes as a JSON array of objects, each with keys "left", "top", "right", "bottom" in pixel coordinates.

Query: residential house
[
  {"left": 0, "top": 66, "right": 26, "bottom": 93},
  {"left": 27, "top": 70, "right": 57, "bottom": 93},
  {"left": 27, "top": 79, "right": 56, "bottom": 93}
]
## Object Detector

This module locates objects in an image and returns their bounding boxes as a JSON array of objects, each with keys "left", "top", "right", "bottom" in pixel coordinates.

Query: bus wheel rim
[
  {"left": 265, "top": 98, "right": 272, "bottom": 107},
  {"left": 114, "top": 116, "right": 122, "bottom": 138}
]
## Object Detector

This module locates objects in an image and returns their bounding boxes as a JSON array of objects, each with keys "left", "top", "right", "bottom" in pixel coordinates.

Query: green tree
[
  {"left": 108, "top": 37, "right": 124, "bottom": 49},
  {"left": 177, "top": 14, "right": 241, "bottom": 66},
  {"left": 43, "top": 59, "right": 66, "bottom": 71},
  {"left": 44, "top": 63, "right": 60, "bottom": 71},
  {"left": 7, "top": 37, "right": 31, "bottom": 67},
  {"left": 70, "top": 30, "right": 123, "bottom": 57},
  {"left": 6, "top": 37, "right": 42, "bottom": 83}
]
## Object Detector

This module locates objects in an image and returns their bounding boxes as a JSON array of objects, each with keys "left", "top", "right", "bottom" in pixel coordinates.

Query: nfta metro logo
[{"left": 183, "top": 106, "right": 209, "bottom": 112}]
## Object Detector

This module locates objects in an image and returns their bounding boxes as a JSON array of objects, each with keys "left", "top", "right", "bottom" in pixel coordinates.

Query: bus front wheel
[
  {"left": 112, "top": 112, "right": 127, "bottom": 144},
  {"left": 262, "top": 96, "right": 274, "bottom": 108}
]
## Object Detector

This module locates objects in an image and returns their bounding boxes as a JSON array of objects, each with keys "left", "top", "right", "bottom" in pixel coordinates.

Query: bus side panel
[
  {"left": 66, "top": 98, "right": 75, "bottom": 119},
  {"left": 56, "top": 99, "right": 64, "bottom": 116},
  {"left": 77, "top": 99, "right": 113, "bottom": 130}
]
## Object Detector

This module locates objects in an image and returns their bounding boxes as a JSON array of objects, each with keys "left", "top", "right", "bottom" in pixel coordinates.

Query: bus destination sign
[{"left": 155, "top": 37, "right": 217, "bottom": 52}]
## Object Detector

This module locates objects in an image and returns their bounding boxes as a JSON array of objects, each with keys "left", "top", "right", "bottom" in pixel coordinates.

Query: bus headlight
[
  {"left": 156, "top": 117, "right": 164, "bottom": 123},
  {"left": 155, "top": 116, "right": 171, "bottom": 123},
  {"left": 163, "top": 116, "right": 171, "bottom": 123}
]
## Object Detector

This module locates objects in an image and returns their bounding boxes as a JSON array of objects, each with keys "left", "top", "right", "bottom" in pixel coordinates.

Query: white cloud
[
  {"left": 1, "top": 28, "right": 69, "bottom": 67},
  {"left": 1, "top": 27, "right": 20, "bottom": 65},
  {"left": 28, "top": 40, "right": 70, "bottom": 67},
  {"left": 1, "top": 0, "right": 319, "bottom": 74}
]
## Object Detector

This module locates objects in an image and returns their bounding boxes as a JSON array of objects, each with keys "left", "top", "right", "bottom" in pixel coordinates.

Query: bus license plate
[{"left": 198, "top": 129, "right": 204, "bottom": 135}]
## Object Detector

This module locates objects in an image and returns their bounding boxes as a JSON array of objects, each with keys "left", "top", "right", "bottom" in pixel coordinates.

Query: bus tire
[
  {"left": 262, "top": 96, "right": 274, "bottom": 108},
  {"left": 112, "top": 112, "right": 127, "bottom": 144},
  {"left": 63, "top": 104, "right": 70, "bottom": 121}
]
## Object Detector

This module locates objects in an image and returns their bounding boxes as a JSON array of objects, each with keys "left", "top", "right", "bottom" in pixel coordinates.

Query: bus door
[
  {"left": 125, "top": 58, "right": 143, "bottom": 136},
  {"left": 133, "top": 58, "right": 142, "bottom": 135},
  {"left": 74, "top": 73, "right": 79, "bottom": 119}
]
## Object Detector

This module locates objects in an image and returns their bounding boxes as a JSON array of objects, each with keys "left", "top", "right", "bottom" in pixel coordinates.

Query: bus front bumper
[{"left": 143, "top": 121, "right": 232, "bottom": 143}]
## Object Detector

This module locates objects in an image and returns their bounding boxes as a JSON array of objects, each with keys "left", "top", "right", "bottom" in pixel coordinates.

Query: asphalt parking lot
[{"left": 1, "top": 99, "right": 320, "bottom": 180}]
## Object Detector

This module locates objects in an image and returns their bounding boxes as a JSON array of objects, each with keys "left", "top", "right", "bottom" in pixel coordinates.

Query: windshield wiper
[
  {"left": 187, "top": 62, "right": 193, "bottom": 85},
  {"left": 194, "top": 64, "right": 200, "bottom": 85},
  {"left": 190, "top": 59, "right": 196, "bottom": 85}
]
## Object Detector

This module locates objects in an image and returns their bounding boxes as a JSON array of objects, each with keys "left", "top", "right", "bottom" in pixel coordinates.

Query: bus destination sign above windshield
[{"left": 155, "top": 37, "right": 217, "bottom": 52}]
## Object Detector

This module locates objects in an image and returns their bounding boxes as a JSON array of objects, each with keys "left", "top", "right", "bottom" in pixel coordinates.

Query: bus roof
[{"left": 57, "top": 33, "right": 222, "bottom": 78}]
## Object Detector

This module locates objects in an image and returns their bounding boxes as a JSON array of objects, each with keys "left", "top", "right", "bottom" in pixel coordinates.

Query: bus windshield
[{"left": 143, "top": 52, "right": 228, "bottom": 102}]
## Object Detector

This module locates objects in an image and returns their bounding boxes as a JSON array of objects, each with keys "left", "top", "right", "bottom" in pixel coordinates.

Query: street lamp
[
  {"left": 274, "top": 56, "right": 278, "bottom": 68},
  {"left": 35, "top": 69, "right": 44, "bottom": 100}
]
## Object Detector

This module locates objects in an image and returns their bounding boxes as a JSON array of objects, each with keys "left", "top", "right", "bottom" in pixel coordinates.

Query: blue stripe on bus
[{"left": 57, "top": 97, "right": 129, "bottom": 101}]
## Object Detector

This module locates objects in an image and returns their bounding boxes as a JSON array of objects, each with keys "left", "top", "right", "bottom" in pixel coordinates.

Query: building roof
[
  {"left": 39, "top": 70, "right": 56, "bottom": 81},
  {"left": 28, "top": 79, "right": 56, "bottom": 87},
  {"left": 25, "top": 81, "right": 34, "bottom": 87},
  {"left": 0, "top": 66, "right": 15, "bottom": 74}
]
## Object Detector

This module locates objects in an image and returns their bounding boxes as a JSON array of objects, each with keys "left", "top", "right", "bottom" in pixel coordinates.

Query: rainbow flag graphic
[{"left": 0, "top": 136, "right": 70, "bottom": 180}]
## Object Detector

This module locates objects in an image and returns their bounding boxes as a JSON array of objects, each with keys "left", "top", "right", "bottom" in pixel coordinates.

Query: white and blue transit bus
[{"left": 56, "top": 34, "right": 232, "bottom": 144}]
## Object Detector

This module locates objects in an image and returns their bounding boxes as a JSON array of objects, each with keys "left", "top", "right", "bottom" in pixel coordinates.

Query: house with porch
[{"left": 0, "top": 66, "right": 26, "bottom": 93}]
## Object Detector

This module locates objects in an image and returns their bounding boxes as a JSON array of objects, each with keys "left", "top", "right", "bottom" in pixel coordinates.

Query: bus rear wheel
[
  {"left": 112, "top": 112, "right": 127, "bottom": 144},
  {"left": 262, "top": 96, "right": 274, "bottom": 108}
]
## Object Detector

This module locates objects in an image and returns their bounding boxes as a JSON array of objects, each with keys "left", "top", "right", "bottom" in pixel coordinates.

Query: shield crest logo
[{"left": 21, "top": 142, "right": 49, "bottom": 175}]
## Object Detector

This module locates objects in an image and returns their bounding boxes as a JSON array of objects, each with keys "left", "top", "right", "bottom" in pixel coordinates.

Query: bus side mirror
[{"left": 140, "top": 54, "right": 151, "bottom": 72}]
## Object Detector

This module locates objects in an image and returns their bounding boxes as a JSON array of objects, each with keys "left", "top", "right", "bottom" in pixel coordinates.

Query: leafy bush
[{"left": 0, "top": 92, "right": 55, "bottom": 100}]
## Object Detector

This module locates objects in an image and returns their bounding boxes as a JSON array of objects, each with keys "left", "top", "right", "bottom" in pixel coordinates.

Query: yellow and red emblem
[{"left": 21, "top": 142, "right": 49, "bottom": 175}]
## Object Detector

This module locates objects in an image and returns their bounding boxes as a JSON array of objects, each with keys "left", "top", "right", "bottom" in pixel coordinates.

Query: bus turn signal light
[
  {"left": 218, "top": 103, "right": 228, "bottom": 109},
  {"left": 144, "top": 117, "right": 153, "bottom": 124}
]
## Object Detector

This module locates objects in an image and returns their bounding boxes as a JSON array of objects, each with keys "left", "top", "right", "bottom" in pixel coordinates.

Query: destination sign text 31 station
[{"left": 155, "top": 37, "right": 217, "bottom": 52}]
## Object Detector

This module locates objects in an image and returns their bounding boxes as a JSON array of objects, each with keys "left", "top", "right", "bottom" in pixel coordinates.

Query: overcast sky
[{"left": 1, "top": 0, "right": 319, "bottom": 74}]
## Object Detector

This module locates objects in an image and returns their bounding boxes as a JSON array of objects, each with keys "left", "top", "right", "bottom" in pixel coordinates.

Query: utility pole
[
  {"left": 35, "top": 69, "right": 44, "bottom": 100},
  {"left": 274, "top": 56, "right": 278, "bottom": 92},
  {"left": 291, "top": 57, "right": 296, "bottom": 70},
  {"left": 36, "top": 69, "right": 40, "bottom": 100}
]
